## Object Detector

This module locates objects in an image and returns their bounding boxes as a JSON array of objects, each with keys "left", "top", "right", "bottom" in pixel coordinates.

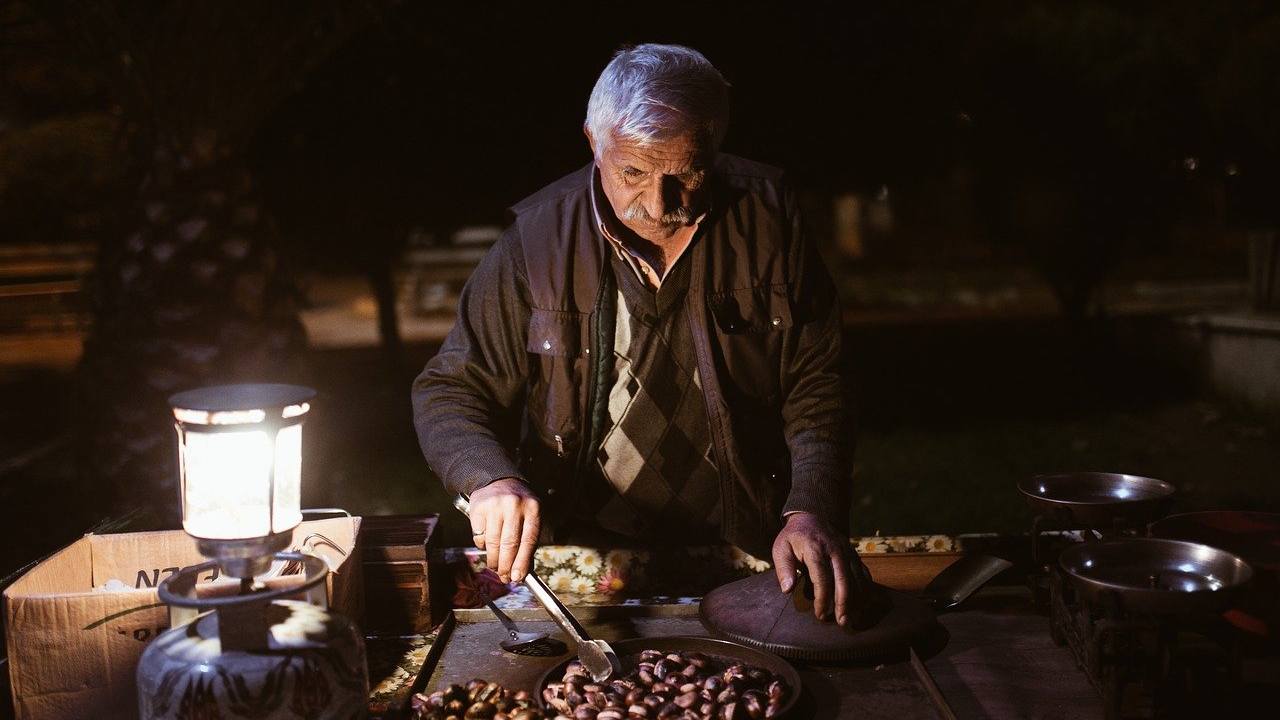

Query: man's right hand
[{"left": 469, "top": 478, "right": 541, "bottom": 583}]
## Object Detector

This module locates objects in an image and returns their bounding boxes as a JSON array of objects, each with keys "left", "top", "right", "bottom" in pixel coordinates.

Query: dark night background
[{"left": 2, "top": 1, "right": 1280, "bottom": 577}]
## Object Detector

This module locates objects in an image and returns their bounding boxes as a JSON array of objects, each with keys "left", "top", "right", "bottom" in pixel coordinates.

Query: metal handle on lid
[
  {"left": 790, "top": 568, "right": 816, "bottom": 613},
  {"left": 789, "top": 554, "right": 889, "bottom": 630}
]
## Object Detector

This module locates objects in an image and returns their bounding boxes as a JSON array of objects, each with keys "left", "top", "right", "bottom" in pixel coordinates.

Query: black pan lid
[{"left": 699, "top": 568, "right": 946, "bottom": 662}]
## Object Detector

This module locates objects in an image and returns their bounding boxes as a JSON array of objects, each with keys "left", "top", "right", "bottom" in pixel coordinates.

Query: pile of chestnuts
[
  {"left": 543, "top": 650, "right": 789, "bottom": 720},
  {"left": 412, "top": 679, "right": 558, "bottom": 720},
  {"left": 411, "top": 650, "right": 792, "bottom": 720}
]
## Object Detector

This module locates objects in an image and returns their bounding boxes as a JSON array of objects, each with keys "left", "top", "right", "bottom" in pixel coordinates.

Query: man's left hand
[{"left": 771, "top": 511, "right": 854, "bottom": 626}]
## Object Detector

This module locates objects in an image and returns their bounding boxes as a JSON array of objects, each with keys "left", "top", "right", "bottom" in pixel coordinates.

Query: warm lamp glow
[
  {"left": 169, "top": 384, "right": 314, "bottom": 553},
  {"left": 180, "top": 424, "right": 302, "bottom": 539}
]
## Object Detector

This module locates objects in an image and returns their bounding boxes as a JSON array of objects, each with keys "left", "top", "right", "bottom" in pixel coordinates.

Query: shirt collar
[{"left": 589, "top": 163, "right": 624, "bottom": 247}]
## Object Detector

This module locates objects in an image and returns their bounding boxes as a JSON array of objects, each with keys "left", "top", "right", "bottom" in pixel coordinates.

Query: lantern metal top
[{"left": 168, "top": 384, "right": 316, "bottom": 413}]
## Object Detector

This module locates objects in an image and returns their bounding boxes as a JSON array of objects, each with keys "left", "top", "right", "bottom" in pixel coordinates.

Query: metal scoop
[
  {"left": 454, "top": 495, "right": 622, "bottom": 681},
  {"left": 919, "top": 553, "right": 1013, "bottom": 611},
  {"left": 481, "top": 591, "right": 568, "bottom": 657}
]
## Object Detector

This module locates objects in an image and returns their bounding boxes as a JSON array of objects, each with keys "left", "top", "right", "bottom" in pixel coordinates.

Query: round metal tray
[
  {"left": 536, "top": 636, "right": 801, "bottom": 717},
  {"left": 1059, "top": 538, "right": 1253, "bottom": 614},
  {"left": 1018, "top": 472, "right": 1175, "bottom": 527}
]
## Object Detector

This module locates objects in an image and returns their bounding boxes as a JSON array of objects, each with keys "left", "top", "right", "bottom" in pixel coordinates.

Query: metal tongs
[{"left": 454, "top": 495, "right": 622, "bottom": 681}]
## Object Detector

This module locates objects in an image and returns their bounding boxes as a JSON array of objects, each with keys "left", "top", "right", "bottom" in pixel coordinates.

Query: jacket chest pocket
[
  {"left": 526, "top": 308, "right": 590, "bottom": 453},
  {"left": 708, "top": 283, "right": 792, "bottom": 404}
]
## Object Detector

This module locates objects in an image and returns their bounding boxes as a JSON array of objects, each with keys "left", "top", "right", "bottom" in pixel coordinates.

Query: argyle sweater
[{"left": 582, "top": 248, "right": 722, "bottom": 544}]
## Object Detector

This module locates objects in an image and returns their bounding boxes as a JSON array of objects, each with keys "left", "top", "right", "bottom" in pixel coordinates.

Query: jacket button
[
  {"left": 547, "top": 487, "right": 557, "bottom": 495},
  {"left": 584, "top": 348, "right": 590, "bottom": 356},
  {"left": 542, "top": 339, "right": 552, "bottom": 351},
  {"left": 771, "top": 317, "right": 782, "bottom": 327}
]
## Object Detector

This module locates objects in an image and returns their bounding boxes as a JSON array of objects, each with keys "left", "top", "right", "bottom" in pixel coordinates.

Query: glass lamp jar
[{"left": 169, "top": 384, "right": 315, "bottom": 578}]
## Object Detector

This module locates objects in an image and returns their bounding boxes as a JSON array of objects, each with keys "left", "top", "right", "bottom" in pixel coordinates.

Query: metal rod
[
  {"left": 486, "top": 601, "right": 524, "bottom": 640},
  {"left": 522, "top": 571, "right": 592, "bottom": 646},
  {"left": 911, "top": 647, "right": 958, "bottom": 720},
  {"left": 477, "top": 585, "right": 523, "bottom": 639}
]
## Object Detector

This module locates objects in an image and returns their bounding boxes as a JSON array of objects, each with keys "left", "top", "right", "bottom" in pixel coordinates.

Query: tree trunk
[
  {"left": 367, "top": 259, "right": 404, "bottom": 369},
  {"left": 77, "top": 136, "right": 306, "bottom": 526}
]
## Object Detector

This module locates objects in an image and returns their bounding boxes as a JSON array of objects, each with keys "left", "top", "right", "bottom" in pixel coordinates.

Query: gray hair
[{"left": 585, "top": 44, "right": 730, "bottom": 155}]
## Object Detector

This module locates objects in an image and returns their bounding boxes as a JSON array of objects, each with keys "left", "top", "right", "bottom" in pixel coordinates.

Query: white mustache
[{"left": 622, "top": 203, "right": 694, "bottom": 227}]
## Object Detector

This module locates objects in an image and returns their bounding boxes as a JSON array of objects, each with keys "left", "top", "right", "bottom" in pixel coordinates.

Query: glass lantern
[{"left": 168, "top": 384, "right": 316, "bottom": 579}]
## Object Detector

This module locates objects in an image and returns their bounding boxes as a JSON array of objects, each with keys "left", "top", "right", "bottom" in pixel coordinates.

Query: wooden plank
[
  {"left": 0, "top": 280, "right": 81, "bottom": 298},
  {"left": 863, "top": 552, "right": 961, "bottom": 592},
  {"left": 926, "top": 589, "right": 1102, "bottom": 720}
]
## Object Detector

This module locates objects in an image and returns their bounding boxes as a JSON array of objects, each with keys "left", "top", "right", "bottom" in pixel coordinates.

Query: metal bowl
[
  {"left": 1151, "top": 512, "right": 1280, "bottom": 638},
  {"left": 1151, "top": 511, "right": 1280, "bottom": 574},
  {"left": 1018, "top": 472, "right": 1175, "bottom": 527},
  {"left": 1059, "top": 538, "right": 1253, "bottom": 614},
  {"left": 537, "top": 636, "right": 801, "bottom": 717}
]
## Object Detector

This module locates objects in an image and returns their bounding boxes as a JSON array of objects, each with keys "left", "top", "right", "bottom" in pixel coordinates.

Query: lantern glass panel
[
  {"left": 182, "top": 428, "right": 274, "bottom": 539},
  {"left": 271, "top": 423, "right": 303, "bottom": 533}
]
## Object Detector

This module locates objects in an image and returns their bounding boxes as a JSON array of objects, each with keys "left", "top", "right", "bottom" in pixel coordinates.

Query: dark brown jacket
[{"left": 412, "top": 153, "right": 850, "bottom": 557}]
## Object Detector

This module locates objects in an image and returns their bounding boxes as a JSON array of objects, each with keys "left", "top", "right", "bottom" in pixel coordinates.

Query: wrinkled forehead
[{"left": 603, "top": 130, "right": 715, "bottom": 172}]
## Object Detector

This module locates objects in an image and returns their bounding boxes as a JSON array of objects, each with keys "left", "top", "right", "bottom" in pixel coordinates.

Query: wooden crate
[{"left": 360, "top": 514, "right": 447, "bottom": 635}]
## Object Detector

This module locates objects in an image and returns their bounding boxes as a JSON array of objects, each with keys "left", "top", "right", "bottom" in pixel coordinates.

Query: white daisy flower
[
  {"left": 539, "top": 546, "right": 574, "bottom": 565},
  {"left": 861, "top": 539, "right": 889, "bottom": 554},
  {"left": 547, "top": 568, "right": 576, "bottom": 592},
  {"left": 576, "top": 549, "right": 602, "bottom": 571}
]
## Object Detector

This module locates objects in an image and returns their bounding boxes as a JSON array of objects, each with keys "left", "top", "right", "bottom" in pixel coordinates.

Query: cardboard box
[
  {"left": 359, "top": 514, "right": 445, "bottom": 635},
  {"left": 3, "top": 516, "right": 362, "bottom": 720}
]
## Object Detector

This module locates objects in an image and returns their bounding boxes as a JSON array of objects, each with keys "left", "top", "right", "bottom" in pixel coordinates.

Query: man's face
[{"left": 590, "top": 130, "right": 713, "bottom": 244}]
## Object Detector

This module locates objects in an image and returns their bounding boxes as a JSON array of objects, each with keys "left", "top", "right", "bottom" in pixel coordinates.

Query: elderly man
[{"left": 413, "top": 44, "right": 856, "bottom": 624}]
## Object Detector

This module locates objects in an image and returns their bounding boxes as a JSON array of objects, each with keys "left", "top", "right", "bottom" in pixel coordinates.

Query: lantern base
[
  {"left": 197, "top": 531, "right": 293, "bottom": 579},
  {"left": 139, "top": 587, "right": 367, "bottom": 720}
]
